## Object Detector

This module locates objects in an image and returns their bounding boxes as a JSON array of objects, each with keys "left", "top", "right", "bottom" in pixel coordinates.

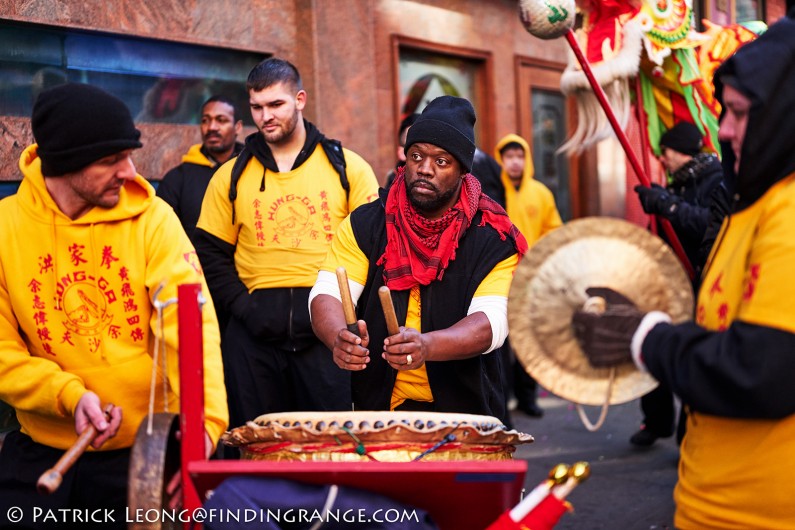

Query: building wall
[
  {"left": 0, "top": 0, "right": 787, "bottom": 184},
  {"left": 372, "top": 0, "right": 566, "bottom": 180},
  {"left": 0, "top": 0, "right": 563, "bottom": 183},
  {"left": 0, "top": 0, "right": 301, "bottom": 181},
  {"left": 767, "top": 0, "right": 788, "bottom": 22}
]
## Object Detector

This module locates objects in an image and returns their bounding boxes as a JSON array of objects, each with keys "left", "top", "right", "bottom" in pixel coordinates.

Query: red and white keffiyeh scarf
[{"left": 378, "top": 166, "right": 528, "bottom": 290}]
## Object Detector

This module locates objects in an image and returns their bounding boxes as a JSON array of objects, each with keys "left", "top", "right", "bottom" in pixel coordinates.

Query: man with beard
[
  {"left": 572, "top": 16, "right": 795, "bottom": 528},
  {"left": 157, "top": 95, "right": 243, "bottom": 244},
  {"left": 195, "top": 58, "right": 378, "bottom": 432},
  {"left": 309, "top": 96, "right": 527, "bottom": 423},
  {"left": 0, "top": 83, "right": 227, "bottom": 528}
]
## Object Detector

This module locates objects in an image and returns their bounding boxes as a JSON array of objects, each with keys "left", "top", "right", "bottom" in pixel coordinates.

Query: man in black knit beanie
[
  {"left": 310, "top": 95, "right": 528, "bottom": 423},
  {"left": 0, "top": 83, "right": 227, "bottom": 528}
]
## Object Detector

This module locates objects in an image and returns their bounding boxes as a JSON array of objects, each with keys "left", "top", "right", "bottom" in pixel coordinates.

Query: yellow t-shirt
[
  {"left": 675, "top": 174, "right": 795, "bottom": 529},
  {"left": 197, "top": 146, "right": 378, "bottom": 290},
  {"left": 321, "top": 216, "right": 517, "bottom": 409}
]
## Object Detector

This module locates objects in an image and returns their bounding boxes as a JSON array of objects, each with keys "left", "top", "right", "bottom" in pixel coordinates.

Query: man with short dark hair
[
  {"left": 0, "top": 83, "right": 227, "bottom": 528},
  {"left": 309, "top": 96, "right": 527, "bottom": 422},
  {"left": 157, "top": 95, "right": 243, "bottom": 244},
  {"left": 195, "top": 58, "right": 379, "bottom": 430}
]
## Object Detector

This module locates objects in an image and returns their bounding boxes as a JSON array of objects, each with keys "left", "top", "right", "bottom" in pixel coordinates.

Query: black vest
[{"left": 349, "top": 191, "right": 517, "bottom": 422}]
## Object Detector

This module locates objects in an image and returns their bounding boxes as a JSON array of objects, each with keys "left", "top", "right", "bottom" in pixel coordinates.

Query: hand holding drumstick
[
  {"left": 37, "top": 399, "right": 119, "bottom": 495},
  {"left": 332, "top": 267, "right": 370, "bottom": 371},
  {"left": 379, "top": 286, "right": 424, "bottom": 370}
]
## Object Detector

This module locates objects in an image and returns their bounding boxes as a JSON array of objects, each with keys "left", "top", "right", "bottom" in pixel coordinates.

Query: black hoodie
[{"left": 713, "top": 17, "right": 795, "bottom": 213}]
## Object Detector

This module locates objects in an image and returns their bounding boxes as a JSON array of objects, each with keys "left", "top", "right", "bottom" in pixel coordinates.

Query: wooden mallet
[
  {"left": 380, "top": 285, "right": 415, "bottom": 366},
  {"left": 336, "top": 267, "right": 359, "bottom": 336},
  {"left": 378, "top": 286, "right": 401, "bottom": 335},
  {"left": 37, "top": 403, "right": 114, "bottom": 495}
]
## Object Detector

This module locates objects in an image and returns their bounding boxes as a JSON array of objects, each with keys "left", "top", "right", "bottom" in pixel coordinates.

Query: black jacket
[
  {"left": 664, "top": 153, "right": 724, "bottom": 270},
  {"left": 348, "top": 190, "right": 519, "bottom": 423},
  {"left": 471, "top": 148, "right": 505, "bottom": 207},
  {"left": 157, "top": 142, "right": 243, "bottom": 243}
]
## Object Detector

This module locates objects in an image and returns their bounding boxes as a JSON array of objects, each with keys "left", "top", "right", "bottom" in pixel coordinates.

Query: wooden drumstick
[
  {"left": 336, "top": 267, "right": 359, "bottom": 336},
  {"left": 37, "top": 403, "right": 114, "bottom": 495},
  {"left": 378, "top": 286, "right": 400, "bottom": 335}
]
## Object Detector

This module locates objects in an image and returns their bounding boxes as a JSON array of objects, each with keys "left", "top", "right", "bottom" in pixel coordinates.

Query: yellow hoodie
[
  {"left": 494, "top": 134, "right": 562, "bottom": 244},
  {"left": 0, "top": 145, "right": 228, "bottom": 451},
  {"left": 181, "top": 143, "right": 215, "bottom": 167}
]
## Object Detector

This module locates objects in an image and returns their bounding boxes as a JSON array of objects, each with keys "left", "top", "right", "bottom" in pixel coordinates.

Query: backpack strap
[
  {"left": 227, "top": 147, "right": 252, "bottom": 224},
  {"left": 320, "top": 138, "right": 349, "bottom": 199},
  {"left": 228, "top": 139, "right": 348, "bottom": 224}
]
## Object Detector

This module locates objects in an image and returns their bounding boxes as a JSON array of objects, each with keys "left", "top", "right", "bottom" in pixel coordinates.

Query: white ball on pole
[{"left": 518, "top": 0, "right": 575, "bottom": 39}]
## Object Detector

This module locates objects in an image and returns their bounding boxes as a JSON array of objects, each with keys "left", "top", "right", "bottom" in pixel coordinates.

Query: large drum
[{"left": 222, "top": 411, "right": 533, "bottom": 462}]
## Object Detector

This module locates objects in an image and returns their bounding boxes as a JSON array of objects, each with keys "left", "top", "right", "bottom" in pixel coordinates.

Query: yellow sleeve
[
  {"left": 541, "top": 186, "right": 563, "bottom": 237},
  {"left": 145, "top": 201, "right": 229, "bottom": 442},
  {"left": 196, "top": 160, "right": 238, "bottom": 245},
  {"left": 0, "top": 261, "right": 86, "bottom": 417},
  {"left": 343, "top": 149, "right": 380, "bottom": 210},
  {"left": 319, "top": 215, "right": 370, "bottom": 285},
  {"left": 474, "top": 254, "right": 519, "bottom": 297}
]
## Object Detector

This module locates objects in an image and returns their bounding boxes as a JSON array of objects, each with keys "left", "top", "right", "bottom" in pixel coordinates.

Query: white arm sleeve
[
  {"left": 308, "top": 270, "right": 365, "bottom": 318},
  {"left": 631, "top": 311, "right": 672, "bottom": 372},
  {"left": 467, "top": 295, "right": 509, "bottom": 354}
]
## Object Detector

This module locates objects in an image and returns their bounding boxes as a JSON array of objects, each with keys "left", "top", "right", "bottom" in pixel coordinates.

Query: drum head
[{"left": 223, "top": 411, "right": 533, "bottom": 462}]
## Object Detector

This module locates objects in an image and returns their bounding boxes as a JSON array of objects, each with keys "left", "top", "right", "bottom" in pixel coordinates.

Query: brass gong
[{"left": 508, "top": 217, "right": 694, "bottom": 406}]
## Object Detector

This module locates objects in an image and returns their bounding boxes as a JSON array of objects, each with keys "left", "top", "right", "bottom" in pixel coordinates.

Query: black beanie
[
  {"left": 405, "top": 96, "right": 476, "bottom": 172},
  {"left": 32, "top": 83, "right": 142, "bottom": 176},
  {"left": 659, "top": 122, "right": 703, "bottom": 157}
]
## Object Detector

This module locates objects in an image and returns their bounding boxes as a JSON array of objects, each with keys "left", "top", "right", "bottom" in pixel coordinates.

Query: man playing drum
[{"left": 310, "top": 96, "right": 527, "bottom": 424}]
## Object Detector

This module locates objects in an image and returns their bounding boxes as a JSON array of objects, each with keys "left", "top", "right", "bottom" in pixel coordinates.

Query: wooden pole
[
  {"left": 336, "top": 267, "right": 360, "bottom": 335},
  {"left": 563, "top": 30, "right": 695, "bottom": 279}
]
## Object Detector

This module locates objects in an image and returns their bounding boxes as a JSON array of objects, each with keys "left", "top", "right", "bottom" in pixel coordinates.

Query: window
[
  {"left": 0, "top": 21, "right": 265, "bottom": 126},
  {"left": 696, "top": 0, "right": 766, "bottom": 28},
  {"left": 395, "top": 37, "right": 492, "bottom": 149},
  {"left": 515, "top": 57, "right": 574, "bottom": 220},
  {"left": 532, "top": 89, "right": 571, "bottom": 221},
  {"left": 735, "top": 0, "right": 765, "bottom": 22}
]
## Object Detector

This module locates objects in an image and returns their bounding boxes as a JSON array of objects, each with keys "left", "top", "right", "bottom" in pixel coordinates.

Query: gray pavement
[{"left": 510, "top": 393, "right": 679, "bottom": 530}]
